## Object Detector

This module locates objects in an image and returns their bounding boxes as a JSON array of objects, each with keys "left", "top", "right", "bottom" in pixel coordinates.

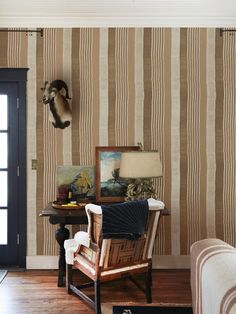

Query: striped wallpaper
[{"left": 0, "top": 28, "right": 235, "bottom": 264}]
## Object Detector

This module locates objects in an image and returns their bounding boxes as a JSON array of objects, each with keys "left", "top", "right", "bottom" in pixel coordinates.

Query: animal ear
[
  {"left": 41, "top": 81, "right": 49, "bottom": 90},
  {"left": 50, "top": 88, "right": 57, "bottom": 97}
]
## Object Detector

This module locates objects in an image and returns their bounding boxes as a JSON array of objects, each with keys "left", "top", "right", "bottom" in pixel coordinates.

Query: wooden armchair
[{"left": 64, "top": 199, "right": 165, "bottom": 314}]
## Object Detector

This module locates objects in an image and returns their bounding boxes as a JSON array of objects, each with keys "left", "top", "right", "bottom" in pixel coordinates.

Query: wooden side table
[{"left": 39, "top": 203, "right": 88, "bottom": 287}]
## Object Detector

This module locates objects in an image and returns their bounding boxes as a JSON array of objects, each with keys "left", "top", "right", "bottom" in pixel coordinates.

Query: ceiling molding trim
[{"left": 0, "top": 17, "right": 236, "bottom": 28}]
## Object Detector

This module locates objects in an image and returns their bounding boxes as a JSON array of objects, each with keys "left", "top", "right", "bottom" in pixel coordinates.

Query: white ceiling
[{"left": 0, "top": 0, "right": 236, "bottom": 27}]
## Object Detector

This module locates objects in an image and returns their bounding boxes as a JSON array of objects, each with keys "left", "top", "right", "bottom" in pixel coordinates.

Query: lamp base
[{"left": 125, "top": 178, "right": 157, "bottom": 201}]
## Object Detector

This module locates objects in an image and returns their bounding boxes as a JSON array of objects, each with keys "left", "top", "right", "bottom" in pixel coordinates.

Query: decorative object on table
[
  {"left": 56, "top": 165, "right": 95, "bottom": 202},
  {"left": 95, "top": 146, "right": 139, "bottom": 203},
  {"left": 41, "top": 79, "right": 72, "bottom": 129},
  {"left": 52, "top": 202, "right": 88, "bottom": 210},
  {"left": 119, "top": 151, "right": 162, "bottom": 201}
]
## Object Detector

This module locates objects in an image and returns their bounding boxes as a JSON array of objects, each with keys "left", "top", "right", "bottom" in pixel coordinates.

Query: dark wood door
[{"left": 0, "top": 69, "right": 27, "bottom": 267}]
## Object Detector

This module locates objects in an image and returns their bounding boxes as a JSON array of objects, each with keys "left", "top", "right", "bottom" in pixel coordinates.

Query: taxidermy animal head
[{"left": 41, "top": 80, "right": 72, "bottom": 129}]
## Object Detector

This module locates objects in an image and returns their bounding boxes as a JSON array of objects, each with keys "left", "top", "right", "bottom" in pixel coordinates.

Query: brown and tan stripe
[
  {"left": 151, "top": 29, "right": 171, "bottom": 255},
  {"left": 199, "top": 29, "right": 207, "bottom": 240},
  {"left": 72, "top": 28, "right": 81, "bottom": 165},
  {"left": 0, "top": 31, "right": 8, "bottom": 66},
  {"left": 78, "top": 28, "right": 94, "bottom": 165},
  {"left": 163, "top": 28, "right": 172, "bottom": 255},
  {"left": 115, "top": 28, "right": 129, "bottom": 145},
  {"left": 36, "top": 33, "right": 44, "bottom": 255},
  {"left": 43, "top": 28, "right": 64, "bottom": 255},
  {"left": 7, "top": 30, "right": 21, "bottom": 67},
  {"left": 55, "top": 29, "right": 64, "bottom": 168},
  {"left": 99, "top": 28, "right": 109, "bottom": 146},
  {"left": 43, "top": 29, "right": 57, "bottom": 255},
  {"left": 151, "top": 29, "right": 164, "bottom": 254},
  {"left": 27, "top": 32, "right": 37, "bottom": 256},
  {"left": 187, "top": 29, "right": 202, "bottom": 248},
  {"left": 206, "top": 28, "right": 216, "bottom": 238},
  {"left": 222, "top": 32, "right": 236, "bottom": 246},
  {"left": 20, "top": 32, "right": 28, "bottom": 67},
  {"left": 171, "top": 28, "right": 181, "bottom": 255},
  {"left": 92, "top": 28, "right": 100, "bottom": 163},
  {"left": 62, "top": 28, "right": 72, "bottom": 166},
  {"left": 127, "top": 28, "right": 135, "bottom": 145},
  {"left": 143, "top": 28, "right": 152, "bottom": 150},
  {"left": 108, "top": 28, "right": 116, "bottom": 146},
  {"left": 180, "top": 28, "right": 188, "bottom": 254},
  {"left": 215, "top": 28, "right": 224, "bottom": 240},
  {"left": 134, "top": 28, "right": 144, "bottom": 145}
]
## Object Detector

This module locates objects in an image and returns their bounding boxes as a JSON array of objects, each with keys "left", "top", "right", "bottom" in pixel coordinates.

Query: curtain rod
[
  {"left": 0, "top": 28, "right": 43, "bottom": 37},
  {"left": 220, "top": 28, "right": 236, "bottom": 36}
]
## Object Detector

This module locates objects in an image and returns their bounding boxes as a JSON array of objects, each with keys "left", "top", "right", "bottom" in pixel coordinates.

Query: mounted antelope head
[{"left": 41, "top": 80, "right": 72, "bottom": 129}]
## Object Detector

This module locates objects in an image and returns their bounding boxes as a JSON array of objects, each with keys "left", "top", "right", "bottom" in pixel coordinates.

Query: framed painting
[
  {"left": 95, "top": 146, "right": 139, "bottom": 203},
  {"left": 56, "top": 165, "right": 95, "bottom": 202}
]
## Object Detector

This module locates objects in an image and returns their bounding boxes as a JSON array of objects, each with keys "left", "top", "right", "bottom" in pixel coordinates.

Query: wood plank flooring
[{"left": 0, "top": 270, "right": 191, "bottom": 314}]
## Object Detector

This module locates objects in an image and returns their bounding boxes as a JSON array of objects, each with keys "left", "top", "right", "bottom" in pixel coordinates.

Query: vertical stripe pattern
[
  {"left": 27, "top": 33, "right": 37, "bottom": 256},
  {"left": 0, "top": 28, "right": 236, "bottom": 261},
  {"left": 134, "top": 28, "right": 144, "bottom": 145},
  {"left": 171, "top": 28, "right": 181, "bottom": 255},
  {"left": 206, "top": 28, "right": 216, "bottom": 238},
  {"left": 222, "top": 32, "right": 236, "bottom": 246},
  {"left": 99, "top": 28, "right": 109, "bottom": 146},
  {"left": 62, "top": 28, "right": 72, "bottom": 166}
]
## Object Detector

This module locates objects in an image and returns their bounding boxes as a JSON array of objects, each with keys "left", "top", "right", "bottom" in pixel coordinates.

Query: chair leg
[
  {"left": 66, "top": 264, "right": 72, "bottom": 294},
  {"left": 145, "top": 269, "right": 152, "bottom": 303},
  {"left": 94, "top": 280, "right": 101, "bottom": 314}
]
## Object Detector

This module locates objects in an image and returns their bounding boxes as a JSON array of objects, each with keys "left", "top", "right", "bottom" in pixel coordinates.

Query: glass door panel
[
  {"left": 0, "top": 95, "right": 7, "bottom": 130},
  {"left": 0, "top": 210, "right": 7, "bottom": 245},
  {"left": 0, "top": 93, "right": 8, "bottom": 248},
  {"left": 0, "top": 133, "right": 8, "bottom": 168},
  {"left": 0, "top": 171, "right": 7, "bottom": 207}
]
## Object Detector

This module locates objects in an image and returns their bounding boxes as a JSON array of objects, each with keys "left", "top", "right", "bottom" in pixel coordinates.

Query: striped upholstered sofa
[{"left": 191, "top": 238, "right": 236, "bottom": 314}]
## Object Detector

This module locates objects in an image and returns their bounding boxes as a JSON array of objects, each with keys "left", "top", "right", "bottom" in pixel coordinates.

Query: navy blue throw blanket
[{"left": 101, "top": 200, "right": 149, "bottom": 240}]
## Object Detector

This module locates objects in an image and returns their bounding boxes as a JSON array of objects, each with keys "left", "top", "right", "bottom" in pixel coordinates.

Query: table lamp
[{"left": 119, "top": 151, "right": 163, "bottom": 201}]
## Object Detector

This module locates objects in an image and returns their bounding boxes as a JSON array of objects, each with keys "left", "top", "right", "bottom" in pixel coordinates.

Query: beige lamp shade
[{"left": 119, "top": 151, "right": 163, "bottom": 178}]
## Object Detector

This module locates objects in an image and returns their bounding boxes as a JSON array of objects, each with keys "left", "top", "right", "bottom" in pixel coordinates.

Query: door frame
[{"left": 0, "top": 68, "right": 28, "bottom": 268}]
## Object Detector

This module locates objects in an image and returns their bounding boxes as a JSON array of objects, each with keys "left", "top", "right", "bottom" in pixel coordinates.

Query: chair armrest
[{"left": 64, "top": 231, "right": 90, "bottom": 265}]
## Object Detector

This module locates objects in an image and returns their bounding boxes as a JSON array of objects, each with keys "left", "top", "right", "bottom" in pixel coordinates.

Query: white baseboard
[
  {"left": 153, "top": 255, "right": 190, "bottom": 269},
  {"left": 27, "top": 256, "right": 59, "bottom": 269},
  {"left": 27, "top": 255, "right": 190, "bottom": 269}
]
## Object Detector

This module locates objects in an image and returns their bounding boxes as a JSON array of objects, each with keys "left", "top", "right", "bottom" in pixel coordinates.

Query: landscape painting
[
  {"left": 56, "top": 165, "right": 95, "bottom": 201},
  {"left": 95, "top": 146, "right": 139, "bottom": 202}
]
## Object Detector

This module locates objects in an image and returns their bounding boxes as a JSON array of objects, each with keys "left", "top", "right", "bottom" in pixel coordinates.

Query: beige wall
[{"left": 0, "top": 28, "right": 235, "bottom": 265}]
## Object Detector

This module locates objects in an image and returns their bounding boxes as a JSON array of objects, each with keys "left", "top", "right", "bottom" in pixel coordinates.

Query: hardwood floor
[{"left": 0, "top": 269, "right": 192, "bottom": 314}]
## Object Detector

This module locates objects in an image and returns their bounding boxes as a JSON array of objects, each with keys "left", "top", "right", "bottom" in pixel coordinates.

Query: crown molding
[
  {"left": 1, "top": 0, "right": 236, "bottom": 27},
  {"left": 0, "top": 17, "right": 236, "bottom": 28}
]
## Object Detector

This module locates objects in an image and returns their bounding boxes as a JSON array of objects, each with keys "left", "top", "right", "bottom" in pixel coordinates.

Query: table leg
[{"left": 55, "top": 223, "right": 70, "bottom": 287}]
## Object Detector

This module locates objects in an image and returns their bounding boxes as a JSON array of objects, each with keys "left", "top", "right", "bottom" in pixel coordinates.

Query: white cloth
[
  {"left": 147, "top": 198, "right": 165, "bottom": 210},
  {"left": 64, "top": 198, "right": 165, "bottom": 265},
  {"left": 64, "top": 231, "right": 90, "bottom": 265}
]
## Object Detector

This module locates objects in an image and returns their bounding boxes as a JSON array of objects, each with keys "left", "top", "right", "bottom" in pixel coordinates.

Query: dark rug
[
  {"left": 113, "top": 305, "right": 193, "bottom": 314},
  {"left": 0, "top": 270, "right": 7, "bottom": 284}
]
